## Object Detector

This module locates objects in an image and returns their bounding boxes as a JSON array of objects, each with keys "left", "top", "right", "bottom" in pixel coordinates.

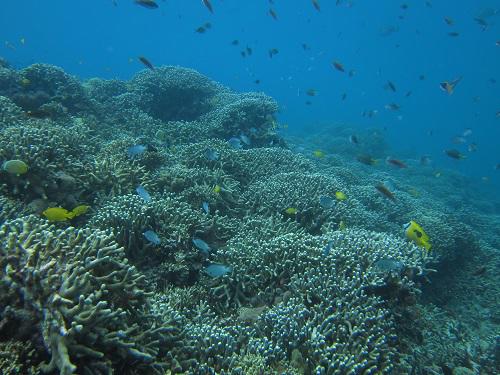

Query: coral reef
[
  {"left": 0, "top": 62, "right": 497, "bottom": 374},
  {"left": 0, "top": 215, "right": 182, "bottom": 374}
]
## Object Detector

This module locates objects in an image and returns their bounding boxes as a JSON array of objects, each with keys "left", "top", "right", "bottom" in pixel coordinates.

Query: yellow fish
[
  {"left": 335, "top": 191, "right": 347, "bottom": 201},
  {"left": 2, "top": 159, "right": 28, "bottom": 176},
  {"left": 71, "top": 205, "right": 90, "bottom": 216},
  {"left": 403, "top": 220, "right": 431, "bottom": 251},
  {"left": 338, "top": 220, "right": 347, "bottom": 231},
  {"left": 42, "top": 207, "right": 74, "bottom": 222},
  {"left": 213, "top": 184, "right": 221, "bottom": 194},
  {"left": 284, "top": 207, "right": 298, "bottom": 215},
  {"left": 42, "top": 205, "right": 90, "bottom": 222},
  {"left": 20, "top": 78, "right": 31, "bottom": 86},
  {"left": 312, "top": 150, "right": 325, "bottom": 158}
]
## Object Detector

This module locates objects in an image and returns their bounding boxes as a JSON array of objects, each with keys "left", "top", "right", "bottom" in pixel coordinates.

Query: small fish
[
  {"left": 134, "top": 0, "right": 158, "bottom": 9},
  {"left": 192, "top": 238, "right": 211, "bottom": 255},
  {"left": 239, "top": 133, "right": 251, "bottom": 145},
  {"left": 136, "top": 185, "right": 152, "bottom": 202},
  {"left": 204, "top": 263, "right": 232, "bottom": 278},
  {"left": 322, "top": 241, "right": 333, "bottom": 257},
  {"left": 420, "top": 155, "right": 432, "bottom": 165},
  {"left": 405, "top": 90, "right": 412, "bottom": 97},
  {"left": 444, "top": 16, "right": 454, "bottom": 25},
  {"left": 204, "top": 148, "right": 219, "bottom": 161},
  {"left": 332, "top": 60, "right": 345, "bottom": 72},
  {"left": 448, "top": 32, "right": 460, "bottom": 37},
  {"left": 42, "top": 207, "right": 74, "bottom": 222},
  {"left": 349, "top": 135, "right": 359, "bottom": 145},
  {"left": 386, "top": 157, "right": 407, "bottom": 168},
  {"left": 338, "top": 220, "right": 347, "bottom": 231},
  {"left": 127, "top": 144, "right": 147, "bottom": 158},
  {"left": 2, "top": 159, "right": 28, "bottom": 175},
  {"left": 374, "top": 258, "right": 404, "bottom": 273},
  {"left": 385, "top": 81, "right": 397, "bottom": 92},
  {"left": 385, "top": 103, "right": 400, "bottom": 111},
  {"left": 138, "top": 56, "right": 154, "bottom": 70},
  {"left": 71, "top": 205, "right": 90, "bottom": 217},
  {"left": 143, "top": 230, "right": 161, "bottom": 245},
  {"left": 341, "top": 92, "right": 347, "bottom": 101},
  {"left": 202, "top": 0, "right": 214, "bottom": 13},
  {"left": 311, "top": 0, "right": 321, "bottom": 11},
  {"left": 451, "top": 136, "right": 466, "bottom": 144},
  {"left": 302, "top": 43, "right": 311, "bottom": 50},
  {"left": 246, "top": 46, "right": 252, "bottom": 55},
  {"left": 269, "top": 8, "right": 278, "bottom": 20},
  {"left": 403, "top": 221, "right": 431, "bottom": 251},
  {"left": 462, "top": 128, "right": 473, "bottom": 137},
  {"left": 495, "top": 163, "right": 500, "bottom": 170},
  {"left": 306, "top": 88, "right": 317, "bottom": 96},
  {"left": 439, "top": 76, "right": 462, "bottom": 95},
  {"left": 319, "top": 195, "right": 335, "bottom": 209},
  {"left": 312, "top": 150, "right": 325, "bottom": 158},
  {"left": 444, "top": 149, "right": 466, "bottom": 160},
  {"left": 335, "top": 191, "right": 347, "bottom": 201},
  {"left": 231, "top": 39, "right": 239, "bottom": 46},
  {"left": 195, "top": 26, "right": 207, "bottom": 33},
  {"left": 268, "top": 48, "right": 279, "bottom": 58},
  {"left": 213, "top": 184, "right": 221, "bottom": 194},
  {"left": 375, "top": 183, "right": 395, "bottom": 201},
  {"left": 284, "top": 207, "right": 298, "bottom": 215},
  {"left": 228, "top": 137, "right": 243, "bottom": 149},
  {"left": 202, "top": 201, "right": 210, "bottom": 214},
  {"left": 20, "top": 78, "right": 31, "bottom": 86},
  {"left": 356, "top": 154, "right": 378, "bottom": 166}
]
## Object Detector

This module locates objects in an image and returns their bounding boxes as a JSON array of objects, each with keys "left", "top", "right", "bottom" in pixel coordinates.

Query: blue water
[{"left": 1, "top": 0, "right": 499, "bottom": 186}]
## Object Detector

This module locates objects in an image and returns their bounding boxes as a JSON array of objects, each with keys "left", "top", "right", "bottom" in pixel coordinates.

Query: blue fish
[
  {"left": 204, "top": 263, "right": 232, "bottom": 278},
  {"left": 319, "top": 195, "right": 335, "bottom": 209},
  {"left": 204, "top": 148, "right": 219, "bottom": 161},
  {"left": 322, "top": 240, "right": 334, "bottom": 257},
  {"left": 228, "top": 137, "right": 243, "bottom": 150},
  {"left": 202, "top": 201, "right": 210, "bottom": 214},
  {"left": 192, "top": 238, "right": 211, "bottom": 256},
  {"left": 136, "top": 185, "right": 151, "bottom": 202},
  {"left": 127, "top": 144, "right": 147, "bottom": 159},
  {"left": 374, "top": 258, "right": 404, "bottom": 272},
  {"left": 239, "top": 133, "right": 251, "bottom": 145},
  {"left": 143, "top": 230, "right": 160, "bottom": 245}
]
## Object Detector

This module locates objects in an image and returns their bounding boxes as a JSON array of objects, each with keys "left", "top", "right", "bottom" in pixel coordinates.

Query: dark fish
[
  {"left": 302, "top": 43, "right": 311, "bottom": 50},
  {"left": 405, "top": 90, "right": 412, "bottom": 97},
  {"left": 419, "top": 74, "right": 425, "bottom": 80},
  {"left": 312, "top": 0, "right": 321, "bottom": 11},
  {"left": 472, "top": 266, "right": 486, "bottom": 276},
  {"left": 444, "top": 149, "right": 466, "bottom": 160},
  {"left": 269, "top": 8, "right": 278, "bottom": 20},
  {"left": 341, "top": 92, "right": 347, "bottom": 101},
  {"left": 246, "top": 46, "right": 252, "bottom": 55},
  {"left": 268, "top": 48, "right": 279, "bottom": 58},
  {"left": 348, "top": 69, "right": 356, "bottom": 77},
  {"left": 25, "top": 109, "right": 51, "bottom": 119},
  {"left": 196, "top": 26, "right": 207, "bottom": 33},
  {"left": 400, "top": 3, "right": 408, "bottom": 10},
  {"left": 349, "top": 135, "right": 359, "bottom": 145},
  {"left": 138, "top": 56, "right": 154, "bottom": 70},
  {"left": 231, "top": 39, "right": 239, "bottom": 45},
  {"left": 332, "top": 60, "right": 345, "bottom": 72},
  {"left": 473, "top": 17, "right": 488, "bottom": 28},
  {"left": 448, "top": 32, "right": 460, "bottom": 37},
  {"left": 385, "top": 80, "right": 397, "bottom": 92},
  {"left": 386, "top": 157, "right": 407, "bottom": 168},
  {"left": 240, "top": 51, "right": 246, "bottom": 58},
  {"left": 375, "top": 183, "right": 395, "bottom": 201},
  {"left": 440, "top": 76, "right": 462, "bottom": 94},
  {"left": 444, "top": 16, "right": 454, "bottom": 25},
  {"left": 134, "top": 0, "right": 159, "bottom": 9},
  {"left": 420, "top": 155, "right": 432, "bottom": 165},
  {"left": 356, "top": 154, "right": 377, "bottom": 166},
  {"left": 385, "top": 103, "right": 400, "bottom": 111},
  {"left": 495, "top": 163, "right": 500, "bottom": 170},
  {"left": 202, "top": 0, "right": 214, "bottom": 13},
  {"left": 306, "top": 88, "right": 317, "bottom": 96},
  {"left": 254, "top": 79, "right": 261, "bottom": 84}
]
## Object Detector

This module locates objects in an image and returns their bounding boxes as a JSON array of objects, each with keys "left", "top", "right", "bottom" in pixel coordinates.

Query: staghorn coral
[{"left": 0, "top": 215, "right": 182, "bottom": 374}]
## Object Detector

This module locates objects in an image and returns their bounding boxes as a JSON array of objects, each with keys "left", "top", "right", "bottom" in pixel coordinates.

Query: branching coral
[{"left": 0, "top": 215, "right": 182, "bottom": 374}]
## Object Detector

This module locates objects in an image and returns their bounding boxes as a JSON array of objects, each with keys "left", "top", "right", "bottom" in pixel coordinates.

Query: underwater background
[{"left": 0, "top": 1, "right": 499, "bottom": 374}]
